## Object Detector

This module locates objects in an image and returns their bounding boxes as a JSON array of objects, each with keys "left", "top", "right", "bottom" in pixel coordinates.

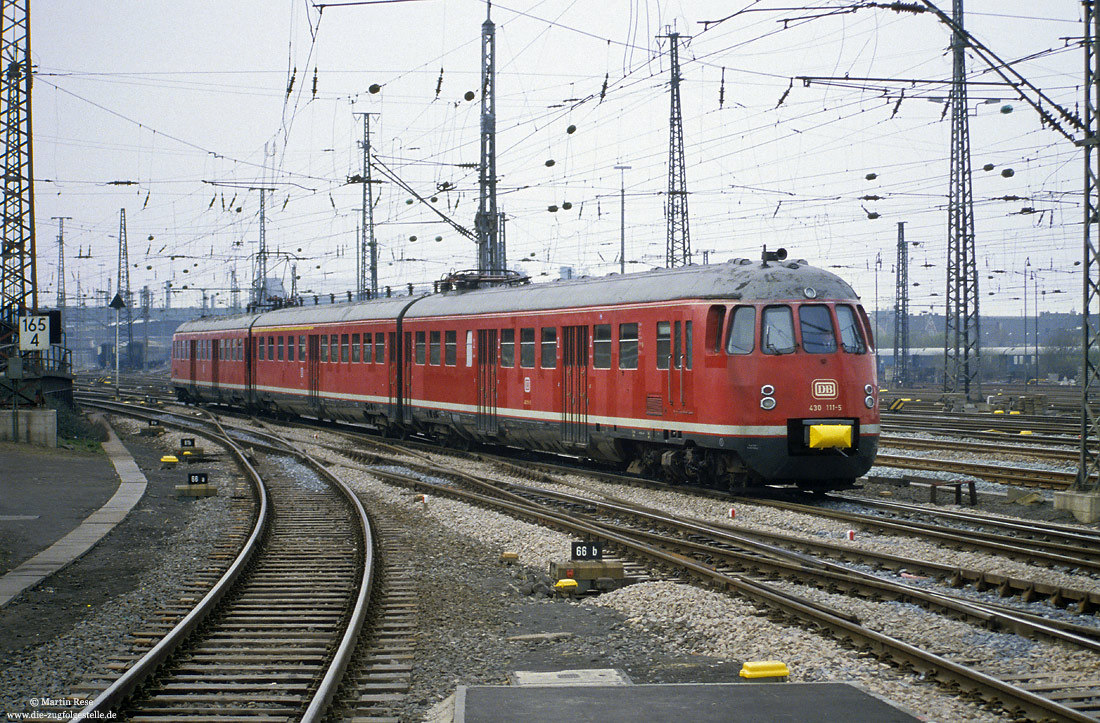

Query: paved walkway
[{"left": 0, "top": 417, "right": 147, "bottom": 607}]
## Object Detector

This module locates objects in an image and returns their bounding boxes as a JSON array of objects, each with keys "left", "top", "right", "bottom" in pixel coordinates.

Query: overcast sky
[{"left": 32, "top": 1, "right": 1083, "bottom": 319}]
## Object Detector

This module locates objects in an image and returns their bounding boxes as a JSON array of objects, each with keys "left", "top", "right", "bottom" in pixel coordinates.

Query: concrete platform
[
  {"left": 0, "top": 416, "right": 147, "bottom": 607},
  {"left": 445, "top": 681, "right": 921, "bottom": 722}
]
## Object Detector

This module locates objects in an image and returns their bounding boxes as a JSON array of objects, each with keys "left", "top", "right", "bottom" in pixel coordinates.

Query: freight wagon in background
[{"left": 172, "top": 251, "right": 880, "bottom": 492}]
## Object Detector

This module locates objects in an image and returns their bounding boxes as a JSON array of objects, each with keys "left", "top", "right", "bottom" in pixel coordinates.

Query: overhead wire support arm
[{"left": 369, "top": 157, "right": 476, "bottom": 242}]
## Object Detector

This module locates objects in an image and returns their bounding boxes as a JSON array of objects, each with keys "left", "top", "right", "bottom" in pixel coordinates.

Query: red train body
[{"left": 171, "top": 256, "right": 880, "bottom": 491}]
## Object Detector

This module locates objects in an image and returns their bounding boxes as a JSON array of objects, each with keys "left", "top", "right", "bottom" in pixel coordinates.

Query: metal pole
[
  {"left": 614, "top": 165, "right": 631, "bottom": 274},
  {"left": 114, "top": 306, "right": 119, "bottom": 399}
]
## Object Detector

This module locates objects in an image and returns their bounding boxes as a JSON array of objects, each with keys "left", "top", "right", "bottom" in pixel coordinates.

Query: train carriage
[{"left": 172, "top": 253, "right": 879, "bottom": 491}]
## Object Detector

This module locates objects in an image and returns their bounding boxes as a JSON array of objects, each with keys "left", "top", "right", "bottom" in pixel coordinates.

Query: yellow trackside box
[
  {"left": 740, "top": 660, "right": 790, "bottom": 681},
  {"left": 808, "top": 424, "right": 852, "bottom": 449}
]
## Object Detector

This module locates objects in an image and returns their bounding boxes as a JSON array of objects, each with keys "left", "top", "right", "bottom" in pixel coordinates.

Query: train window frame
[
  {"left": 656, "top": 321, "right": 671, "bottom": 370},
  {"left": 429, "top": 330, "right": 441, "bottom": 365},
  {"left": 541, "top": 327, "right": 557, "bottom": 369},
  {"left": 445, "top": 330, "right": 457, "bottom": 366},
  {"left": 835, "top": 305, "right": 867, "bottom": 354},
  {"left": 259, "top": 336, "right": 266, "bottom": 361},
  {"left": 415, "top": 331, "right": 426, "bottom": 365},
  {"left": 238, "top": 338, "right": 243, "bottom": 361},
  {"left": 465, "top": 330, "right": 474, "bottom": 367},
  {"left": 618, "top": 323, "right": 638, "bottom": 370},
  {"left": 329, "top": 335, "right": 338, "bottom": 363},
  {"left": 684, "top": 320, "right": 693, "bottom": 369},
  {"left": 761, "top": 306, "right": 797, "bottom": 355},
  {"left": 362, "top": 333, "right": 372, "bottom": 364},
  {"left": 500, "top": 329, "right": 515, "bottom": 367},
  {"left": 268, "top": 336, "right": 275, "bottom": 361},
  {"left": 320, "top": 334, "right": 329, "bottom": 362},
  {"left": 351, "top": 333, "right": 361, "bottom": 363},
  {"left": 298, "top": 335, "right": 305, "bottom": 362},
  {"left": 520, "top": 328, "right": 535, "bottom": 368},
  {"left": 341, "top": 334, "right": 350, "bottom": 363},
  {"left": 855, "top": 305, "right": 876, "bottom": 352},
  {"left": 277, "top": 336, "right": 284, "bottom": 361},
  {"left": 798, "top": 304, "right": 838, "bottom": 354},
  {"left": 375, "top": 333, "right": 385, "bottom": 363},
  {"left": 593, "top": 324, "right": 611, "bottom": 369}
]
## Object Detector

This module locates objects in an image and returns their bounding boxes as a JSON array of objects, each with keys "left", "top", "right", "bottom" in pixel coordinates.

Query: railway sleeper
[{"left": 951, "top": 568, "right": 1100, "bottom": 612}]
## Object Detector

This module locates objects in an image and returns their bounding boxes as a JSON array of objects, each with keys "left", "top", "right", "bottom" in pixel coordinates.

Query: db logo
[{"left": 812, "top": 379, "right": 838, "bottom": 399}]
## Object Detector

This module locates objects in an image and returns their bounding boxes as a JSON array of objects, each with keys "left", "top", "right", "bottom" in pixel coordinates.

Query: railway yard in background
[{"left": 0, "top": 372, "right": 1096, "bottom": 721}]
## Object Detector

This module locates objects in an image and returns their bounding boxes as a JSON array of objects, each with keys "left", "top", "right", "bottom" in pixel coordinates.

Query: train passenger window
[
  {"left": 856, "top": 305, "right": 876, "bottom": 351},
  {"left": 761, "top": 306, "right": 796, "bottom": 355},
  {"left": 286, "top": 336, "right": 293, "bottom": 362},
  {"left": 351, "top": 334, "right": 360, "bottom": 363},
  {"left": 259, "top": 337, "right": 265, "bottom": 361},
  {"left": 799, "top": 305, "right": 837, "bottom": 354},
  {"left": 465, "top": 331, "right": 473, "bottom": 367},
  {"left": 500, "top": 329, "right": 515, "bottom": 367},
  {"left": 277, "top": 336, "right": 284, "bottom": 361},
  {"left": 375, "top": 333, "right": 385, "bottom": 363},
  {"left": 330, "top": 335, "right": 339, "bottom": 363},
  {"left": 361, "top": 334, "right": 371, "bottom": 363},
  {"left": 238, "top": 338, "right": 243, "bottom": 361},
  {"left": 320, "top": 335, "right": 329, "bottom": 362},
  {"left": 835, "top": 305, "right": 866, "bottom": 354},
  {"left": 618, "top": 323, "right": 638, "bottom": 369},
  {"left": 674, "top": 322, "right": 683, "bottom": 368},
  {"left": 541, "top": 327, "right": 557, "bottom": 368},
  {"left": 430, "top": 331, "right": 441, "bottom": 365},
  {"left": 656, "top": 322, "right": 671, "bottom": 370},
  {"left": 593, "top": 324, "right": 611, "bottom": 369},
  {"left": 298, "top": 335, "right": 306, "bottom": 361},
  {"left": 415, "top": 331, "right": 426, "bottom": 365},
  {"left": 520, "top": 328, "right": 535, "bottom": 368},
  {"left": 339, "top": 334, "right": 348, "bottom": 362},
  {"left": 268, "top": 336, "right": 275, "bottom": 361},
  {"left": 445, "top": 330, "right": 457, "bottom": 366}
]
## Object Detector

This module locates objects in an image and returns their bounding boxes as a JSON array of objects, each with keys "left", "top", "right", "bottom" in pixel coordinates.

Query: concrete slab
[
  {"left": 0, "top": 417, "right": 147, "bottom": 607},
  {"left": 509, "top": 669, "right": 631, "bottom": 687},
  {"left": 452, "top": 682, "right": 921, "bottom": 723},
  {"left": 1053, "top": 490, "right": 1100, "bottom": 524}
]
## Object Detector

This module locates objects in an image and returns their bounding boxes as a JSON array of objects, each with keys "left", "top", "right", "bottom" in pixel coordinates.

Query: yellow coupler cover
[
  {"left": 740, "top": 660, "right": 790, "bottom": 681},
  {"left": 808, "top": 424, "right": 852, "bottom": 449}
]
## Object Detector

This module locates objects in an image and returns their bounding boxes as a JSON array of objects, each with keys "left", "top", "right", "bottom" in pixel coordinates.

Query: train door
[
  {"left": 656, "top": 318, "right": 695, "bottom": 413},
  {"left": 561, "top": 325, "right": 588, "bottom": 445},
  {"left": 188, "top": 339, "right": 198, "bottom": 399},
  {"left": 387, "top": 332, "right": 398, "bottom": 415},
  {"left": 210, "top": 339, "right": 220, "bottom": 398},
  {"left": 476, "top": 329, "right": 498, "bottom": 434},
  {"left": 307, "top": 335, "right": 320, "bottom": 408}
]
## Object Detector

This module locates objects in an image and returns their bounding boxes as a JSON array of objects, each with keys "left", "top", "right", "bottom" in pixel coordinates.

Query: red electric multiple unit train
[{"left": 171, "top": 252, "right": 880, "bottom": 491}]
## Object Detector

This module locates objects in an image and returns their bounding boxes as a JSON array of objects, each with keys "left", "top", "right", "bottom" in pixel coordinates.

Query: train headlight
[
  {"left": 864, "top": 384, "right": 874, "bottom": 396},
  {"left": 761, "top": 384, "right": 775, "bottom": 396},
  {"left": 761, "top": 396, "right": 777, "bottom": 410},
  {"left": 864, "top": 395, "right": 875, "bottom": 409}
]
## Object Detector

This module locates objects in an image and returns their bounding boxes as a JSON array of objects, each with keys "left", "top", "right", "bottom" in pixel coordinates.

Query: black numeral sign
[
  {"left": 187, "top": 472, "right": 209, "bottom": 485},
  {"left": 571, "top": 541, "right": 602, "bottom": 560},
  {"left": 180, "top": 438, "right": 196, "bottom": 448}
]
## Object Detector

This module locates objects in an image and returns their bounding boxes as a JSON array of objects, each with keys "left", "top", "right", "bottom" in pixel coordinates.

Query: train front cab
[{"left": 719, "top": 299, "right": 879, "bottom": 488}]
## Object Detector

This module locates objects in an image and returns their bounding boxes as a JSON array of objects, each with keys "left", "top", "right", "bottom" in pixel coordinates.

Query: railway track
[
  {"left": 72, "top": 401, "right": 376, "bottom": 722},
  {"left": 287, "top": 427, "right": 1100, "bottom": 722}
]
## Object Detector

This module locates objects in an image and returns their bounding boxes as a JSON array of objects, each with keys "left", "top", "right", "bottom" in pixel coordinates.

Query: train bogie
[{"left": 172, "top": 255, "right": 879, "bottom": 492}]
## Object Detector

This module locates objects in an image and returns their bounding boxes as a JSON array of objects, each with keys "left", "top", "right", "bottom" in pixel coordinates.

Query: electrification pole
[
  {"left": 1078, "top": 0, "right": 1100, "bottom": 493},
  {"left": 893, "top": 222, "right": 910, "bottom": 387},
  {"left": 474, "top": 2, "right": 504, "bottom": 276},
  {"left": 53, "top": 216, "right": 70, "bottom": 309},
  {"left": 354, "top": 112, "right": 379, "bottom": 298},
  {"left": 117, "top": 209, "right": 133, "bottom": 369},
  {"left": 614, "top": 165, "right": 630, "bottom": 275},
  {"left": 942, "top": 0, "right": 981, "bottom": 401},
  {"left": 660, "top": 28, "right": 691, "bottom": 268}
]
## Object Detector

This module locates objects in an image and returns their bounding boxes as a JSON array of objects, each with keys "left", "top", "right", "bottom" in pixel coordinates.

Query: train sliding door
[
  {"left": 307, "top": 335, "right": 320, "bottom": 409},
  {"left": 561, "top": 325, "right": 589, "bottom": 445},
  {"left": 476, "top": 329, "right": 498, "bottom": 434},
  {"left": 188, "top": 339, "right": 198, "bottom": 399},
  {"left": 656, "top": 318, "right": 695, "bottom": 414},
  {"left": 210, "top": 339, "right": 220, "bottom": 398}
]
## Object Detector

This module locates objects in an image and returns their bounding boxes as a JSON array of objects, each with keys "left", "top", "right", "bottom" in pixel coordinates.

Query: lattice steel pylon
[
  {"left": 942, "top": 0, "right": 981, "bottom": 401},
  {"left": 893, "top": 222, "right": 910, "bottom": 388},
  {"left": 1077, "top": 1, "right": 1100, "bottom": 492},
  {"left": 0, "top": 0, "right": 36, "bottom": 373},
  {"left": 474, "top": 2, "right": 504, "bottom": 276},
  {"left": 53, "top": 216, "right": 69, "bottom": 309},
  {"left": 661, "top": 28, "right": 691, "bottom": 268},
  {"left": 355, "top": 112, "right": 378, "bottom": 298},
  {"left": 116, "top": 208, "right": 133, "bottom": 367}
]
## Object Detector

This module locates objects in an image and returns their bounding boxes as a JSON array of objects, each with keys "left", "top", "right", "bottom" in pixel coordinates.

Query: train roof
[{"left": 176, "top": 258, "right": 860, "bottom": 334}]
